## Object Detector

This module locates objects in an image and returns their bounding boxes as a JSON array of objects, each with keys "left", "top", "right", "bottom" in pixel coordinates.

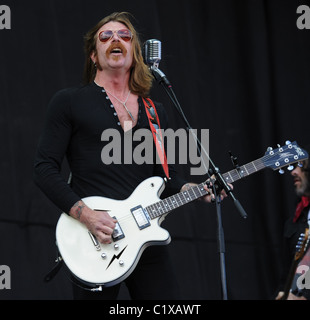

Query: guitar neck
[
  {"left": 146, "top": 182, "right": 208, "bottom": 220},
  {"left": 146, "top": 157, "right": 267, "bottom": 220}
]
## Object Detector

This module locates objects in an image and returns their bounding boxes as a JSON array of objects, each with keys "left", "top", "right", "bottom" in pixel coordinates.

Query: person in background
[{"left": 276, "top": 145, "right": 310, "bottom": 300}]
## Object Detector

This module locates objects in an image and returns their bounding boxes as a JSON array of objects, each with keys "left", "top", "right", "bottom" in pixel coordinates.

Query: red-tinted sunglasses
[{"left": 99, "top": 29, "right": 133, "bottom": 43}]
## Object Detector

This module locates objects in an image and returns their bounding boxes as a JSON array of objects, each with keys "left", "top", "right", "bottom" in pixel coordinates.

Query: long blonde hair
[{"left": 83, "top": 12, "right": 153, "bottom": 98}]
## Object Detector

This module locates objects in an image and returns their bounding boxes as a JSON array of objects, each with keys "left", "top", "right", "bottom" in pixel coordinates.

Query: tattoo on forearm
[{"left": 73, "top": 201, "right": 85, "bottom": 220}]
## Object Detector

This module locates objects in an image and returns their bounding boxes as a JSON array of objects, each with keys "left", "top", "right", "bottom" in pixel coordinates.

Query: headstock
[{"left": 263, "top": 141, "right": 308, "bottom": 173}]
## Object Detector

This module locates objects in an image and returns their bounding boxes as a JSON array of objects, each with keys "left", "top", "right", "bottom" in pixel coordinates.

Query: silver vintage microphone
[
  {"left": 144, "top": 39, "right": 162, "bottom": 68},
  {"left": 144, "top": 39, "right": 171, "bottom": 87}
]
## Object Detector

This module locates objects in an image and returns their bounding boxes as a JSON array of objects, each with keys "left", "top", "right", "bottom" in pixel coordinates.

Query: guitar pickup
[
  {"left": 112, "top": 217, "right": 125, "bottom": 241},
  {"left": 131, "top": 205, "right": 150, "bottom": 230}
]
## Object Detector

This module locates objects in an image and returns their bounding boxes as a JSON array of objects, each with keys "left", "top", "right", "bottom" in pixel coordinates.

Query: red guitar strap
[{"left": 142, "top": 97, "right": 170, "bottom": 179}]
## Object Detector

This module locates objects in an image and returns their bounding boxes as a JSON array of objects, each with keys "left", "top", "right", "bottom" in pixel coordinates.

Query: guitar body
[{"left": 56, "top": 176, "right": 170, "bottom": 287}]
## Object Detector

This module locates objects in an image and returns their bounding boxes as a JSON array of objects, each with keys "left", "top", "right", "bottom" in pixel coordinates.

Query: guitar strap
[{"left": 142, "top": 97, "right": 170, "bottom": 180}]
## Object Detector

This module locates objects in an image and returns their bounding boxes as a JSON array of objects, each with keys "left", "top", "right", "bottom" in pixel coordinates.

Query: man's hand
[
  {"left": 181, "top": 180, "right": 233, "bottom": 203},
  {"left": 69, "top": 200, "right": 116, "bottom": 244}
]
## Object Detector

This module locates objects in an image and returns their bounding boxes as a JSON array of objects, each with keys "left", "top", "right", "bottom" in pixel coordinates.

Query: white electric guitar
[{"left": 56, "top": 141, "right": 308, "bottom": 288}]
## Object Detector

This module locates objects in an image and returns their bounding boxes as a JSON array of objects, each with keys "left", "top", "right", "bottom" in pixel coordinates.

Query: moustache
[{"left": 106, "top": 42, "right": 128, "bottom": 57}]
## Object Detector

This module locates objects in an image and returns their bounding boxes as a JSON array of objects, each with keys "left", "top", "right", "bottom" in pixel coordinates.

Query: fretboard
[
  {"left": 222, "top": 158, "right": 265, "bottom": 184},
  {"left": 145, "top": 156, "right": 267, "bottom": 220},
  {"left": 146, "top": 183, "right": 208, "bottom": 220}
]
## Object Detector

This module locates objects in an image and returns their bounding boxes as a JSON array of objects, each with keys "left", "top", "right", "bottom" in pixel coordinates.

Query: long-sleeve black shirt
[{"left": 34, "top": 82, "right": 186, "bottom": 214}]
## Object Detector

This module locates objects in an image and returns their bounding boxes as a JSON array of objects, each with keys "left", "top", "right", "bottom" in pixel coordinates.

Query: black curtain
[{"left": 0, "top": 0, "right": 309, "bottom": 300}]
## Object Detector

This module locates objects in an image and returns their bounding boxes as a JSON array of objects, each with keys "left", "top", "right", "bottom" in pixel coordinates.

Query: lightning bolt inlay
[{"left": 106, "top": 246, "right": 127, "bottom": 270}]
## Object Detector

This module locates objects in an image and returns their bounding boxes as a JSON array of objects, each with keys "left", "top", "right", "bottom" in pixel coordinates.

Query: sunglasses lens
[
  {"left": 99, "top": 30, "right": 113, "bottom": 43},
  {"left": 117, "top": 29, "right": 132, "bottom": 42}
]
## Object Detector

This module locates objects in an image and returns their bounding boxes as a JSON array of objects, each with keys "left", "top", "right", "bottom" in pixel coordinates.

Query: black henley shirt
[{"left": 34, "top": 82, "right": 186, "bottom": 214}]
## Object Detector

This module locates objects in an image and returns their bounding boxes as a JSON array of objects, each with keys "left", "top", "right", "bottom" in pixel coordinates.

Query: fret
[
  {"left": 176, "top": 193, "right": 184, "bottom": 206},
  {"left": 223, "top": 172, "right": 232, "bottom": 184},
  {"left": 243, "top": 163, "right": 252, "bottom": 175},
  {"left": 146, "top": 205, "right": 154, "bottom": 219},
  {"left": 167, "top": 196, "right": 177, "bottom": 209},
  {"left": 165, "top": 197, "right": 174, "bottom": 211},
  {"left": 182, "top": 192, "right": 188, "bottom": 205},
  {"left": 244, "top": 162, "right": 256, "bottom": 175},
  {"left": 197, "top": 183, "right": 207, "bottom": 197},
  {"left": 162, "top": 199, "right": 170, "bottom": 213},
  {"left": 192, "top": 185, "right": 201, "bottom": 198},
  {"left": 187, "top": 187, "right": 196, "bottom": 200},
  {"left": 156, "top": 201, "right": 165, "bottom": 214},
  {"left": 253, "top": 159, "right": 264, "bottom": 170},
  {"left": 149, "top": 204, "right": 157, "bottom": 219},
  {"left": 153, "top": 203, "right": 160, "bottom": 216},
  {"left": 230, "top": 168, "right": 240, "bottom": 180},
  {"left": 236, "top": 165, "right": 249, "bottom": 178},
  {"left": 242, "top": 164, "right": 249, "bottom": 176},
  {"left": 181, "top": 190, "right": 190, "bottom": 203},
  {"left": 162, "top": 198, "right": 171, "bottom": 212}
]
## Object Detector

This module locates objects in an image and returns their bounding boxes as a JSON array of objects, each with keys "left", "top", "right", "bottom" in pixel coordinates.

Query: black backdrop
[{"left": 0, "top": 0, "right": 309, "bottom": 300}]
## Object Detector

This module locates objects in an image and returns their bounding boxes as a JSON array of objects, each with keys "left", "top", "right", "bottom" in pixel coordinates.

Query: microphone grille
[{"left": 145, "top": 39, "right": 161, "bottom": 65}]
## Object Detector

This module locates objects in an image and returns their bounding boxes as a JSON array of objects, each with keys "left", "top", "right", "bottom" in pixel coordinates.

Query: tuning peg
[
  {"left": 285, "top": 140, "right": 292, "bottom": 145},
  {"left": 287, "top": 165, "right": 294, "bottom": 171},
  {"left": 267, "top": 147, "right": 273, "bottom": 152},
  {"left": 279, "top": 169, "right": 284, "bottom": 175}
]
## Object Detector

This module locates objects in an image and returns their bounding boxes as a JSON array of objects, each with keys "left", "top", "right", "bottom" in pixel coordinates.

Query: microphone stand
[{"left": 151, "top": 66, "right": 247, "bottom": 300}]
